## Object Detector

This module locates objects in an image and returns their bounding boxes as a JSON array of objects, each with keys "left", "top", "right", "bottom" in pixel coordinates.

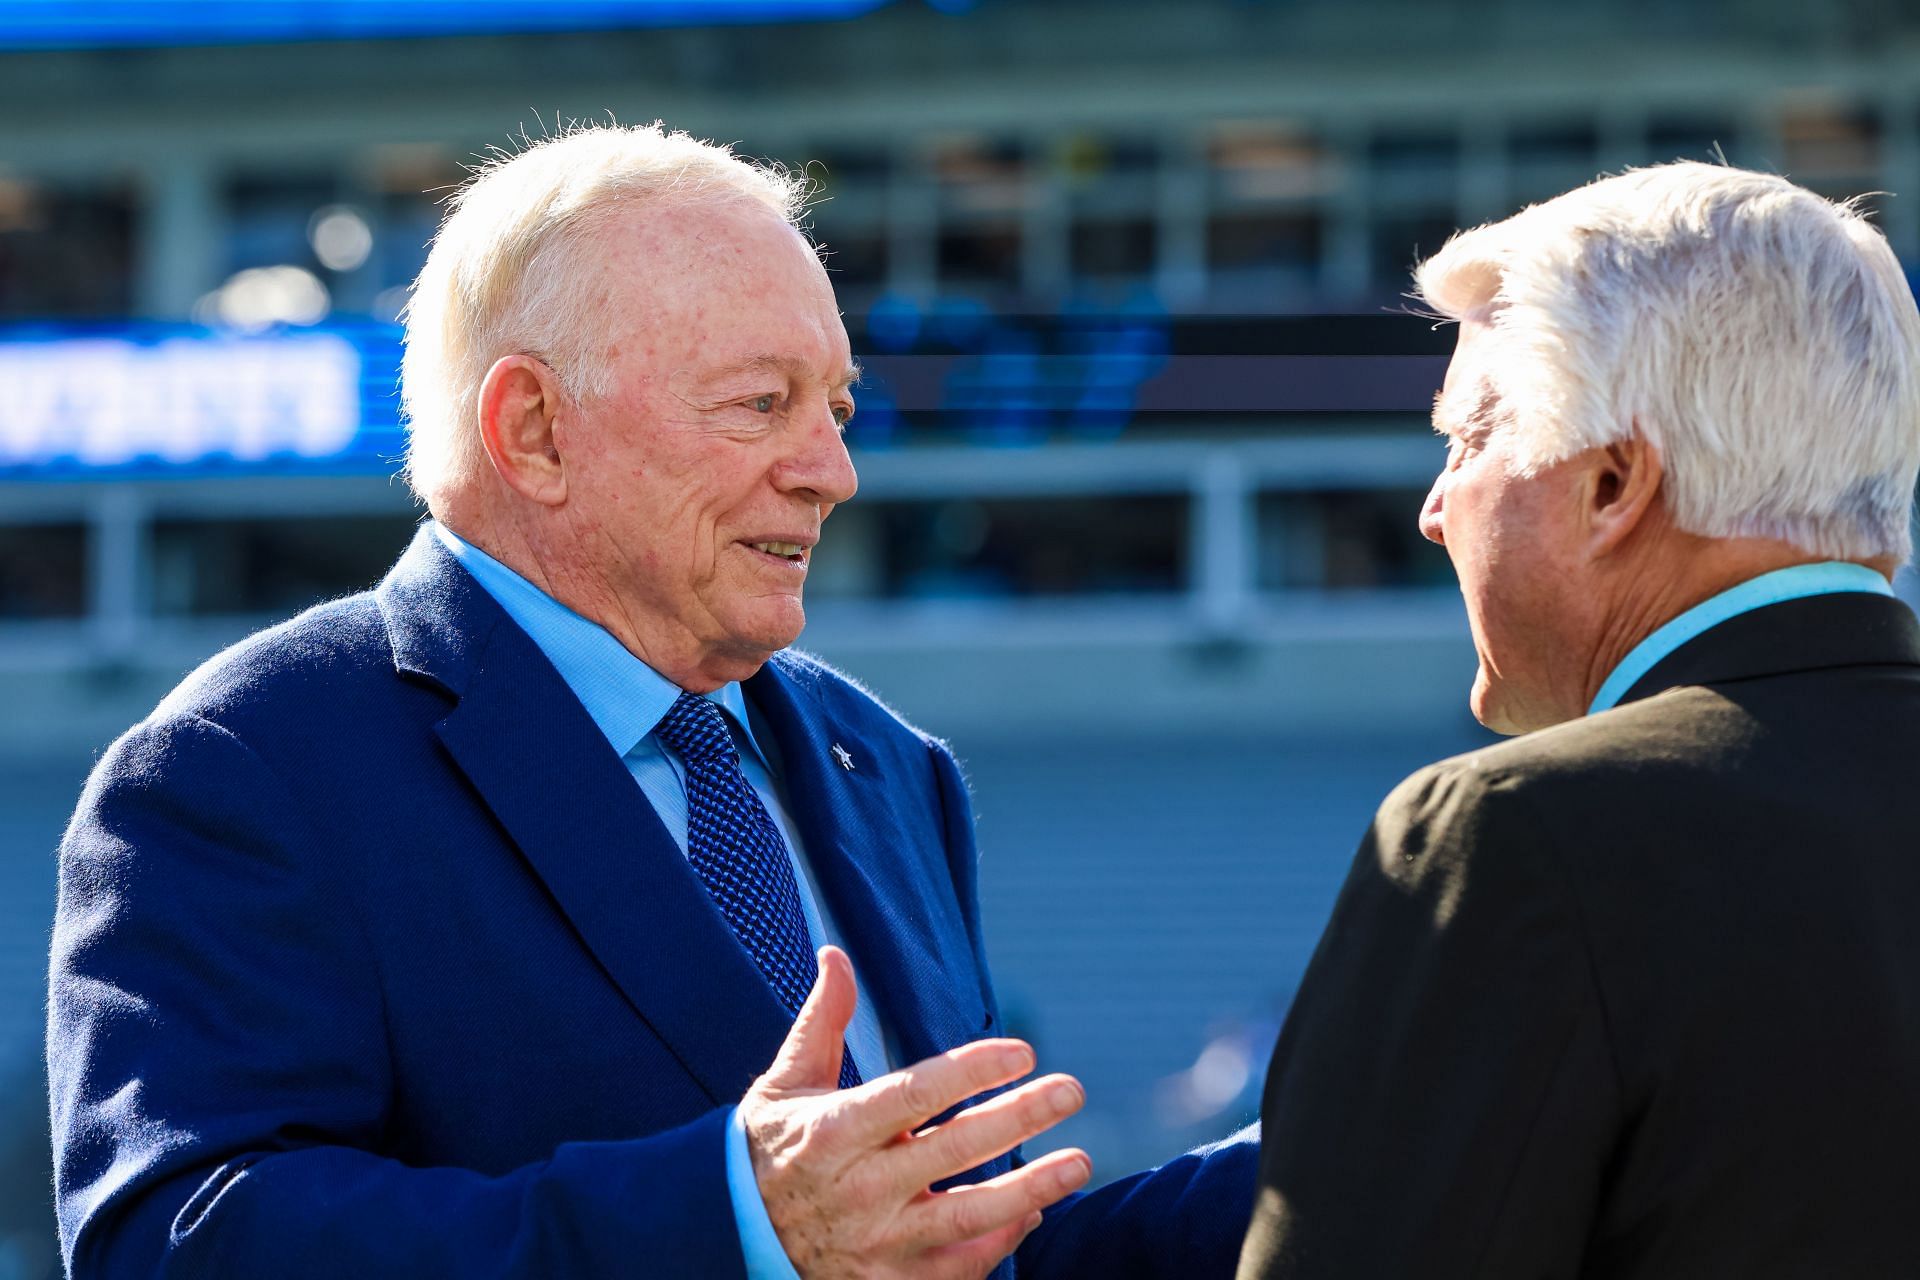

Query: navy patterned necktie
[{"left": 652, "top": 692, "right": 860, "bottom": 1090}]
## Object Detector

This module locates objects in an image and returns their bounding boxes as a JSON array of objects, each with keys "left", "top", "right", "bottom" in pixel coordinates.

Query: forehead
[
  {"left": 590, "top": 199, "right": 848, "bottom": 377},
  {"left": 1433, "top": 316, "right": 1505, "bottom": 431}
]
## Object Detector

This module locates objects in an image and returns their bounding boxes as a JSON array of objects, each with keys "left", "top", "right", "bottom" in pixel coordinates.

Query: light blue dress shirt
[
  {"left": 432, "top": 523, "right": 884, "bottom": 1279},
  {"left": 1588, "top": 561, "right": 1895, "bottom": 715}
]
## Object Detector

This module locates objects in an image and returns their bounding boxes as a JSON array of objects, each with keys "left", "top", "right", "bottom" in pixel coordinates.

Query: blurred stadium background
[{"left": 5, "top": 0, "right": 1920, "bottom": 1274}]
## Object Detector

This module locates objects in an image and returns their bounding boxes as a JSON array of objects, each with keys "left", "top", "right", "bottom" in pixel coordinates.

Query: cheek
[
  {"left": 1440, "top": 480, "right": 1493, "bottom": 569},
  {"left": 684, "top": 472, "right": 765, "bottom": 578},
  {"left": 1448, "top": 481, "right": 1527, "bottom": 615}
]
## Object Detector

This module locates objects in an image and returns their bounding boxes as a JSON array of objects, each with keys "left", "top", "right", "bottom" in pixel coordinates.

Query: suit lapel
[
  {"left": 378, "top": 527, "right": 794, "bottom": 1106},
  {"left": 748, "top": 656, "right": 984, "bottom": 1068}
]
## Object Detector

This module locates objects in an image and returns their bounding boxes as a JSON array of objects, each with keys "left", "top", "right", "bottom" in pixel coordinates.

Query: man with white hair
[
  {"left": 1238, "top": 161, "right": 1920, "bottom": 1277},
  {"left": 48, "top": 124, "right": 1254, "bottom": 1278}
]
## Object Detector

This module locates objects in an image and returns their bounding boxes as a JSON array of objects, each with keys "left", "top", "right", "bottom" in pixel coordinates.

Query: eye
[
  {"left": 749, "top": 394, "right": 777, "bottom": 413},
  {"left": 832, "top": 403, "right": 853, "bottom": 428}
]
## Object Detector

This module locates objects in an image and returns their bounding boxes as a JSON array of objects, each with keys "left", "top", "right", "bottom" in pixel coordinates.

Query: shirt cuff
[{"left": 727, "top": 1105, "right": 804, "bottom": 1280}]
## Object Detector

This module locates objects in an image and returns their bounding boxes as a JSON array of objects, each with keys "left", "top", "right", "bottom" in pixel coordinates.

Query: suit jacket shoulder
[
  {"left": 766, "top": 647, "right": 964, "bottom": 760},
  {"left": 1378, "top": 684, "right": 1736, "bottom": 857},
  {"left": 1242, "top": 591, "right": 1920, "bottom": 1279},
  {"left": 148, "top": 590, "right": 398, "bottom": 728}
]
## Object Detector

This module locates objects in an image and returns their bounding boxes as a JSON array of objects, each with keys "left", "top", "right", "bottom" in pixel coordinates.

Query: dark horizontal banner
[
  {"left": 0, "top": 317, "right": 1445, "bottom": 480},
  {"left": 860, "top": 355, "right": 1448, "bottom": 414}
]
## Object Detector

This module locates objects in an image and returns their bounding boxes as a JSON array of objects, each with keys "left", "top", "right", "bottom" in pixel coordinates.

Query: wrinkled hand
[{"left": 740, "top": 946, "right": 1092, "bottom": 1280}]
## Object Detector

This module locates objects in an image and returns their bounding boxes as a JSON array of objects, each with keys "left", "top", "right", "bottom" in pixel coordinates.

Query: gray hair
[
  {"left": 399, "top": 122, "right": 809, "bottom": 507},
  {"left": 1416, "top": 161, "right": 1920, "bottom": 563}
]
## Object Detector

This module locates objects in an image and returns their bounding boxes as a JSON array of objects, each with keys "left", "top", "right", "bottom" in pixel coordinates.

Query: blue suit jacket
[{"left": 48, "top": 526, "right": 1255, "bottom": 1277}]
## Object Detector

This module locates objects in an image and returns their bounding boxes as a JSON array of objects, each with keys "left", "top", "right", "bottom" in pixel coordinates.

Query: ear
[
  {"left": 1586, "top": 427, "right": 1664, "bottom": 557},
  {"left": 477, "top": 354, "right": 570, "bottom": 507}
]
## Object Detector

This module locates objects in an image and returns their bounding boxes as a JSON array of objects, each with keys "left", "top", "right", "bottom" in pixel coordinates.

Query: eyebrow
[
  {"left": 1433, "top": 375, "right": 1503, "bottom": 436},
  {"left": 705, "top": 353, "right": 862, "bottom": 391}
]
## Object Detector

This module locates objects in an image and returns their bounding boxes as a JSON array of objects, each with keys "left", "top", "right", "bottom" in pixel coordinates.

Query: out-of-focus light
[
  {"left": 195, "top": 266, "right": 332, "bottom": 331},
  {"left": 371, "top": 283, "right": 413, "bottom": 325},
  {"left": 0, "top": 177, "right": 39, "bottom": 233},
  {"left": 1153, "top": 1022, "right": 1267, "bottom": 1128},
  {"left": 309, "top": 205, "right": 374, "bottom": 272},
  {"left": 1186, "top": 1040, "right": 1252, "bottom": 1110}
]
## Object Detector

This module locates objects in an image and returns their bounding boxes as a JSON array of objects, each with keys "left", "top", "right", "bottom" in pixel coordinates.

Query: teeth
[{"left": 751, "top": 541, "right": 807, "bottom": 558}]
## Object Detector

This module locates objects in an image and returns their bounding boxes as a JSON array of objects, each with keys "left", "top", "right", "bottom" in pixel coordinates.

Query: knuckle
[
  {"left": 921, "top": 1122, "right": 962, "bottom": 1167},
  {"left": 1017, "top": 1088, "right": 1055, "bottom": 1127},
  {"left": 897, "top": 1073, "right": 941, "bottom": 1120},
  {"left": 842, "top": 1157, "right": 894, "bottom": 1207},
  {"left": 942, "top": 1191, "right": 989, "bottom": 1240}
]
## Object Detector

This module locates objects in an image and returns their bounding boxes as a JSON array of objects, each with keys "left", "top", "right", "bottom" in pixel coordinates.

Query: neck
[
  {"left": 434, "top": 499, "right": 741, "bottom": 693},
  {"left": 1578, "top": 533, "right": 1891, "bottom": 715}
]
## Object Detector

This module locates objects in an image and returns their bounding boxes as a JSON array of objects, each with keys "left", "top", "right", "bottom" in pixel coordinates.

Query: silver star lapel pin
[{"left": 831, "top": 743, "right": 855, "bottom": 771}]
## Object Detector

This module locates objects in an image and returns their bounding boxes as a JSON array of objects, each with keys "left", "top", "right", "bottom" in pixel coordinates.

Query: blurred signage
[
  {"left": 0, "top": 0, "right": 893, "bottom": 48},
  {"left": 0, "top": 326, "right": 402, "bottom": 479},
  {"left": 0, "top": 313, "right": 1451, "bottom": 480}
]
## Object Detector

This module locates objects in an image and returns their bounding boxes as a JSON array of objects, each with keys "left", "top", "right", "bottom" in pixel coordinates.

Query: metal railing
[{"left": 0, "top": 429, "right": 1457, "bottom": 672}]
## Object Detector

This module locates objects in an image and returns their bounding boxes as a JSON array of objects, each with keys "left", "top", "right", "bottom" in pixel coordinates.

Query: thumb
[{"left": 760, "top": 945, "right": 858, "bottom": 1093}]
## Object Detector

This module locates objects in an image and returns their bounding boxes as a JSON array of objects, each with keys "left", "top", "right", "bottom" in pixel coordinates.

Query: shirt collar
[
  {"left": 1588, "top": 560, "right": 1894, "bottom": 715},
  {"left": 431, "top": 522, "right": 771, "bottom": 766}
]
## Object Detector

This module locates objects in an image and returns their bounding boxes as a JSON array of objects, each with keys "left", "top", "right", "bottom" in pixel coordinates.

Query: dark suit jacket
[
  {"left": 1239, "top": 591, "right": 1920, "bottom": 1279},
  {"left": 49, "top": 526, "right": 1255, "bottom": 1278}
]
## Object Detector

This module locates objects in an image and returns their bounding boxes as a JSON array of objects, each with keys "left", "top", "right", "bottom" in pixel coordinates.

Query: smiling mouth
[{"left": 746, "top": 540, "right": 811, "bottom": 567}]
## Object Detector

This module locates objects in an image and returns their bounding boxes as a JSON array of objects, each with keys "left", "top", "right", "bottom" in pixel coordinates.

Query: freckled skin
[{"left": 547, "top": 199, "right": 859, "bottom": 690}]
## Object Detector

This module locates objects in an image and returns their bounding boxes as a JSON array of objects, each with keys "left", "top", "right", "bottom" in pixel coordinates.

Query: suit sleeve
[
  {"left": 1016, "top": 1127, "right": 1261, "bottom": 1280},
  {"left": 48, "top": 713, "right": 747, "bottom": 1279},
  {"left": 923, "top": 740, "right": 1262, "bottom": 1280},
  {"left": 1236, "top": 761, "right": 1622, "bottom": 1280}
]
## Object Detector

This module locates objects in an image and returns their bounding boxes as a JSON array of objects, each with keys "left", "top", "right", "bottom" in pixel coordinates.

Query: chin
[
  {"left": 1466, "top": 662, "right": 1523, "bottom": 735},
  {"left": 1469, "top": 682, "right": 1506, "bottom": 735},
  {"left": 1472, "top": 669, "right": 1575, "bottom": 737},
  {"left": 719, "top": 601, "right": 808, "bottom": 665}
]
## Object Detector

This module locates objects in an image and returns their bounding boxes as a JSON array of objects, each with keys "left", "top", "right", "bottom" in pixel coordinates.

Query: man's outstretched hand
[{"left": 739, "top": 946, "right": 1092, "bottom": 1279}]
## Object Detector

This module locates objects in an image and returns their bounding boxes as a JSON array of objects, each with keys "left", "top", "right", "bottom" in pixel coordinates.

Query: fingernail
[
  {"left": 1053, "top": 1158, "right": 1089, "bottom": 1191},
  {"left": 1048, "top": 1081, "right": 1080, "bottom": 1113},
  {"left": 1003, "top": 1043, "right": 1034, "bottom": 1074}
]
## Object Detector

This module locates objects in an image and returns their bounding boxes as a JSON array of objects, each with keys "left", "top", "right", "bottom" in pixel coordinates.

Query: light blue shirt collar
[
  {"left": 1588, "top": 560, "right": 1894, "bottom": 715},
  {"left": 430, "top": 522, "right": 770, "bottom": 767}
]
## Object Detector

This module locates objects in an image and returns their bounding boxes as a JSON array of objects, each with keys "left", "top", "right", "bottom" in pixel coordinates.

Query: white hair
[
  {"left": 1416, "top": 161, "right": 1920, "bottom": 562},
  {"left": 399, "top": 122, "right": 810, "bottom": 507}
]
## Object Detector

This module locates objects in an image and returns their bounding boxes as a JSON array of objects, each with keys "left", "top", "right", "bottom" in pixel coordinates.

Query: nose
[
  {"left": 1419, "top": 475, "right": 1445, "bottom": 545},
  {"left": 778, "top": 403, "right": 859, "bottom": 508}
]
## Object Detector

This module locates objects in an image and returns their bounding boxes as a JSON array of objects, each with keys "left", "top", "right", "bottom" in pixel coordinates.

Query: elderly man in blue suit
[{"left": 48, "top": 124, "right": 1256, "bottom": 1277}]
